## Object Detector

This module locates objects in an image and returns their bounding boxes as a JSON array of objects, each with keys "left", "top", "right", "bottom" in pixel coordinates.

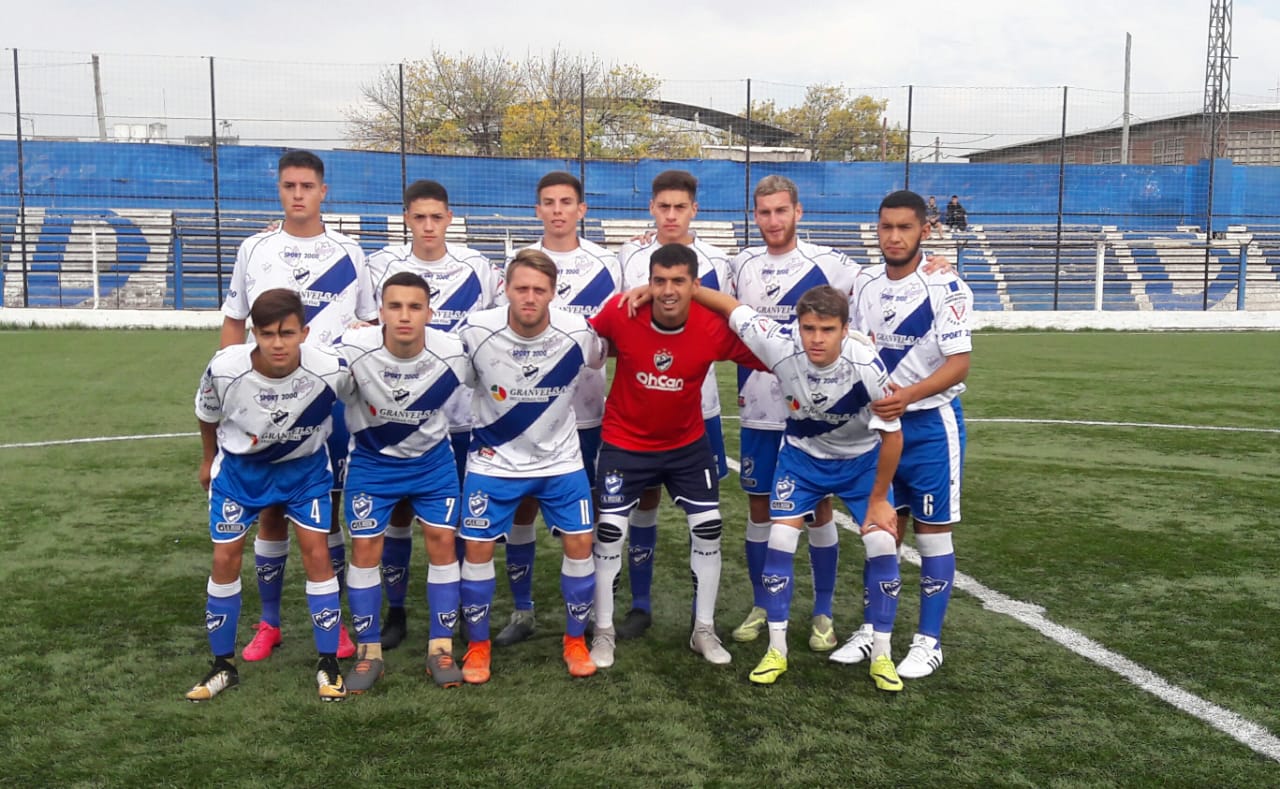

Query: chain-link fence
[{"left": 3, "top": 48, "right": 1280, "bottom": 310}]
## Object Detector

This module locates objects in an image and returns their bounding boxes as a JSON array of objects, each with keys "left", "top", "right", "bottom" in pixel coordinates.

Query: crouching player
[
  {"left": 188, "top": 288, "right": 356, "bottom": 702},
  {"left": 335, "top": 272, "right": 472, "bottom": 692},
  {"left": 690, "top": 284, "right": 905, "bottom": 690}
]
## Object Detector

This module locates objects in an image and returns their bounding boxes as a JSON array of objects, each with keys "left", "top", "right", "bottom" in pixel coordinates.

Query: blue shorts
[
  {"left": 578, "top": 426, "right": 603, "bottom": 489},
  {"left": 705, "top": 416, "right": 729, "bottom": 480},
  {"left": 343, "top": 440, "right": 462, "bottom": 539},
  {"left": 769, "top": 443, "right": 888, "bottom": 524},
  {"left": 739, "top": 427, "right": 784, "bottom": 495},
  {"left": 894, "top": 399, "right": 966, "bottom": 525},
  {"left": 207, "top": 450, "right": 333, "bottom": 543},
  {"left": 326, "top": 400, "right": 349, "bottom": 491},
  {"left": 596, "top": 435, "right": 720, "bottom": 516},
  {"left": 460, "top": 470, "right": 594, "bottom": 542}
]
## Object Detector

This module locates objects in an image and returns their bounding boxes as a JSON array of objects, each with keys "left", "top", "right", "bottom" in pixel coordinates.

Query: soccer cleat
[
  {"left": 828, "top": 624, "right": 874, "bottom": 665},
  {"left": 896, "top": 633, "right": 944, "bottom": 679},
  {"left": 493, "top": 609, "right": 536, "bottom": 647},
  {"left": 426, "top": 651, "right": 464, "bottom": 689},
  {"left": 689, "top": 624, "right": 732, "bottom": 665},
  {"left": 346, "top": 656, "right": 384, "bottom": 694},
  {"left": 337, "top": 622, "right": 356, "bottom": 659},
  {"left": 382, "top": 607, "right": 407, "bottom": 650},
  {"left": 316, "top": 656, "right": 347, "bottom": 702},
  {"left": 185, "top": 659, "right": 239, "bottom": 702},
  {"left": 731, "top": 606, "right": 767, "bottom": 642},
  {"left": 869, "top": 654, "right": 904, "bottom": 692},
  {"left": 241, "top": 621, "right": 282, "bottom": 662},
  {"left": 590, "top": 625, "right": 617, "bottom": 669},
  {"left": 462, "top": 641, "right": 492, "bottom": 685},
  {"left": 615, "top": 608, "right": 652, "bottom": 640},
  {"left": 809, "top": 614, "right": 838, "bottom": 652},
  {"left": 748, "top": 647, "right": 788, "bottom": 685},
  {"left": 563, "top": 634, "right": 597, "bottom": 678}
]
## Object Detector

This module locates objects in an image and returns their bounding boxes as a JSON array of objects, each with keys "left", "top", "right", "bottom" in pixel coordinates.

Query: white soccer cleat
[
  {"left": 828, "top": 623, "right": 874, "bottom": 665},
  {"left": 896, "top": 633, "right": 944, "bottom": 679},
  {"left": 689, "top": 624, "right": 732, "bottom": 665},
  {"left": 590, "top": 626, "right": 617, "bottom": 669}
]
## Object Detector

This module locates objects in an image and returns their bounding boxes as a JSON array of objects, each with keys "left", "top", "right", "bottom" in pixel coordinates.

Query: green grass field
[{"left": 1, "top": 328, "right": 1278, "bottom": 787}]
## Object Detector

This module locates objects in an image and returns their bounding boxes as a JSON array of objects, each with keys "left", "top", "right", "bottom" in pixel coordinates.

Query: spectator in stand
[
  {"left": 925, "top": 196, "right": 942, "bottom": 239},
  {"left": 944, "top": 195, "right": 967, "bottom": 232}
]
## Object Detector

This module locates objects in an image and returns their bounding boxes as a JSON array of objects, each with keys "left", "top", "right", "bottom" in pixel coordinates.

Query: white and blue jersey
[
  {"left": 618, "top": 233, "right": 729, "bottom": 420},
  {"left": 729, "top": 241, "right": 857, "bottom": 430},
  {"left": 728, "top": 305, "right": 899, "bottom": 460},
  {"left": 367, "top": 241, "right": 503, "bottom": 432},
  {"left": 222, "top": 227, "right": 376, "bottom": 347},
  {"left": 457, "top": 305, "right": 606, "bottom": 478},
  {"left": 504, "top": 238, "right": 620, "bottom": 429}
]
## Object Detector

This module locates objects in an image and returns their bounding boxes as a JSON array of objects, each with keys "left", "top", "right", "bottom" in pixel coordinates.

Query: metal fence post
[
  {"left": 398, "top": 62, "right": 407, "bottom": 205},
  {"left": 1094, "top": 239, "right": 1106, "bottom": 311},
  {"left": 13, "top": 48, "right": 29, "bottom": 307},
  {"left": 1237, "top": 242, "right": 1247, "bottom": 310},
  {"left": 743, "top": 78, "right": 752, "bottom": 248},
  {"left": 904, "top": 85, "right": 913, "bottom": 189},
  {"left": 1052, "top": 86, "right": 1068, "bottom": 310},
  {"left": 209, "top": 57, "right": 225, "bottom": 304}
]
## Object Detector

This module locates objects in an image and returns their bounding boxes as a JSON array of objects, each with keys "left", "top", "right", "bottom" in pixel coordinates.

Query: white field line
[
  {"left": 717, "top": 415, "right": 1280, "bottom": 434},
  {"left": 724, "top": 455, "right": 1280, "bottom": 763},
  {"left": 0, "top": 432, "right": 198, "bottom": 450}
]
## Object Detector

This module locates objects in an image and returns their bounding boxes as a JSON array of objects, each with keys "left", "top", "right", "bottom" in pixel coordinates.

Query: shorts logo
[
  {"left": 603, "top": 471, "right": 623, "bottom": 496},
  {"left": 921, "top": 577, "right": 951, "bottom": 597},
  {"left": 438, "top": 609, "right": 460, "bottom": 631},
  {"left": 352, "top": 493, "right": 374, "bottom": 521},
  {"left": 312, "top": 608, "right": 341, "bottom": 631},
  {"left": 349, "top": 519, "right": 377, "bottom": 532},
  {"left": 462, "top": 604, "right": 490, "bottom": 625},
  {"left": 490, "top": 385, "right": 508, "bottom": 402},
  {"left": 204, "top": 611, "right": 227, "bottom": 632},
  {"left": 270, "top": 409, "right": 290, "bottom": 426},
  {"left": 507, "top": 564, "right": 531, "bottom": 583},
  {"left": 521, "top": 365, "right": 540, "bottom": 379},
  {"left": 468, "top": 491, "right": 490, "bottom": 518},
  {"left": 880, "top": 578, "right": 902, "bottom": 598},
  {"left": 741, "top": 457, "right": 755, "bottom": 479},
  {"left": 653, "top": 350, "right": 673, "bottom": 372},
  {"left": 762, "top": 573, "right": 789, "bottom": 595},
  {"left": 774, "top": 476, "right": 796, "bottom": 501},
  {"left": 222, "top": 500, "right": 244, "bottom": 523},
  {"left": 215, "top": 522, "right": 246, "bottom": 535},
  {"left": 628, "top": 545, "right": 654, "bottom": 566},
  {"left": 383, "top": 566, "right": 406, "bottom": 586},
  {"left": 256, "top": 561, "right": 283, "bottom": 584},
  {"left": 352, "top": 614, "right": 374, "bottom": 635},
  {"left": 567, "top": 601, "right": 592, "bottom": 622}
]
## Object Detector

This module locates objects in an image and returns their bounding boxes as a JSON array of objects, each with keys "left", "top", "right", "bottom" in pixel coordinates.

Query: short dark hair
[
  {"left": 649, "top": 243, "right": 698, "bottom": 279},
  {"left": 404, "top": 179, "right": 449, "bottom": 210},
  {"left": 879, "top": 190, "right": 928, "bottom": 223},
  {"left": 651, "top": 170, "right": 697, "bottom": 199},
  {"left": 278, "top": 150, "right": 325, "bottom": 180},
  {"left": 537, "top": 171, "right": 583, "bottom": 202},
  {"left": 250, "top": 288, "right": 305, "bottom": 329},
  {"left": 382, "top": 271, "right": 431, "bottom": 304},
  {"left": 506, "top": 248, "right": 558, "bottom": 289},
  {"left": 795, "top": 285, "right": 849, "bottom": 324}
]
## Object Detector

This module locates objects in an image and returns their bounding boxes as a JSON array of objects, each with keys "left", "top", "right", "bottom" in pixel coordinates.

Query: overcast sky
[{"left": 4, "top": 0, "right": 1280, "bottom": 153}]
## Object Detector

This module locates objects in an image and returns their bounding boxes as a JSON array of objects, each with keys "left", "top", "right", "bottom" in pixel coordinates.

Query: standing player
[
  {"left": 188, "top": 289, "right": 355, "bottom": 702},
  {"left": 335, "top": 272, "right": 471, "bottom": 692},
  {"left": 686, "top": 284, "right": 904, "bottom": 689},
  {"left": 727, "top": 175, "right": 856, "bottom": 654},
  {"left": 219, "top": 150, "right": 375, "bottom": 664},
  {"left": 365, "top": 179, "right": 504, "bottom": 649},
  {"left": 832, "top": 189, "right": 973, "bottom": 681},
  {"left": 588, "top": 243, "right": 766, "bottom": 669},
  {"left": 493, "top": 171, "right": 621, "bottom": 647},
  {"left": 454, "top": 250, "right": 607, "bottom": 683},
  {"left": 610, "top": 169, "right": 730, "bottom": 640}
]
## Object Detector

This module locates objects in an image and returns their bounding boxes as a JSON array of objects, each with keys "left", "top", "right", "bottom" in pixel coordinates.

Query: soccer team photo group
[{"left": 187, "top": 150, "right": 973, "bottom": 703}]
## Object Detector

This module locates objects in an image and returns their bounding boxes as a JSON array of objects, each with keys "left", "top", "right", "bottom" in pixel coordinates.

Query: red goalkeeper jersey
[{"left": 591, "top": 294, "right": 764, "bottom": 452}]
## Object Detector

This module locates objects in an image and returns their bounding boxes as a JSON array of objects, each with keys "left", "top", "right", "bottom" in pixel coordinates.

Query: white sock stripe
[
  {"left": 561, "top": 555, "right": 593, "bottom": 578},
  {"left": 305, "top": 576, "right": 340, "bottom": 596},
  {"left": 461, "top": 559, "right": 495, "bottom": 581},
  {"left": 806, "top": 520, "right": 839, "bottom": 548},
  {"left": 385, "top": 525, "right": 413, "bottom": 540},
  {"left": 345, "top": 563, "right": 381, "bottom": 589},
  {"left": 427, "top": 562, "right": 461, "bottom": 583},
  {"left": 862, "top": 529, "right": 897, "bottom": 558},
  {"left": 326, "top": 531, "right": 345, "bottom": 548},
  {"left": 916, "top": 531, "right": 954, "bottom": 558},
  {"left": 253, "top": 538, "right": 290, "bottom": 558},
  {"left": 207, "top": 577, "right": 241, "bottom": 597},
  {"left": 628, "top": 508, "right": 659, "bottom": 528},
  {"left": 508, "top": 522, "right": 537, "bottom": 545},
  {"left": 767, "top": 522, "right": 803, "bottom": 553}
]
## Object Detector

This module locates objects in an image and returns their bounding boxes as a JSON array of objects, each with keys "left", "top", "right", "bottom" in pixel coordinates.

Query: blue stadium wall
[{"left": 4, "top": 140, "right": 1280, "bottom": 228}]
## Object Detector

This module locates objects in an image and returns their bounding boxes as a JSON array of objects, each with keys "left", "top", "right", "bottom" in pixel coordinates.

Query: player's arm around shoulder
[{"left": 194, "top": 349, "right": 234, "bottom": 491}]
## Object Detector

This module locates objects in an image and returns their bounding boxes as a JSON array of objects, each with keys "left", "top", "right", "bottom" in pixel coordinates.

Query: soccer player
[
  {"left": 454, "top": 250, "right": 607, "bottom": 683},
  {"left": 334, "top": 272, "right": 472, "bottom": 692},
  {"left": 727, "top": 175, "right": 857, "bottom": 654},
  {"left": 187, "top": 288, "right": 355, "bottom": 702},
  {"left": 832, "top": 189, "right": 973, "bottom": 681},
  {"left": 365, "top": 179, "right": 504, "bottom": 649},
  {"left": 610, "top": 169, "right": 730, "bottom": 640},
  {"left": 685, "top": 283, "right": 904, "bottom": 689},
  {"left": 219, "top": 150, "right": 375, "bottom": 664},
  {"left": 494, "top": 171, "right": 621, "bottom": 647},
  {"left": 588, "top": 243, "right": 766, "bottom": 669}
]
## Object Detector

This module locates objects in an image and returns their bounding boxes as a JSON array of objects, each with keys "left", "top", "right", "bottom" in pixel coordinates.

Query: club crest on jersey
[
  {"left": 567, "top": 601, "right": 593, "bottom": 622},
  {"left": 521, "top": 365, "right": 540, "bottom": 379},
  {"left": 507, "top": 564, "right": 531, "bottom": 583},
  {"left": 383, "top": 566, "right": 406, "bottom": 586},
  {"left": 811, "top": 392, "right": 829, "bottom": 407},
  {"left": 921, "top": 577, "right": 951, "bottom": 597},
  {"left": 292, "top": 267, "right": 310, "bottom": 284},
  {"left": 270, "top": 409, "right": 290, "bottom": 426},
  {"left": 557, "top": 281, "right": 573, "bottom": 299},
  {"left": 882, "top": 306, "right": 896, "bottom": 323},
  {"left": 469, "top": 491, "right": 490, "bottom": 518},
  {"left": 628, "top": 545, "right": 654, "bottom": 566},
  {"left": 438, "top": 609, "right": 460, "bottom": 631},
  {"left": 312, "top": 608, "right": 341, "bottom": 631},
  {"left": 653, "top": 350, "right": 673, "bottom": 372},
  {"left": 204, "top": 611, "right": 227, "bottom": 632},
  {"left": 462, "top": 604, "right": 490, "bottom": 625},
  {"left": 392, "top": 387, "right": 410, "bottom": 403},
  {"left": 774, "top": 476, "right": 796, "bottom": 501},
  {"left": 351, "top": 493, "right": 374, "bottom": 521},
  {"left": 352, "top": 614, "right": 374, "bottom": 635},
  {"left": 762, "top": 573, "right": 790, "bottom": 595},
  {"left": 880, "top": 578, "right": 902, "bottom": 598},
  {"left": 256, "top": 561, "right": 284, "bottom": 584},
  {"left": 765, "top": 282, "right": 781, "bottom": 300},
  {"left": 603, "top": 471, "right": 623, "bottom": 496},
  {"left": 221, "top": 500, "right": 244, "bottom": 523}
]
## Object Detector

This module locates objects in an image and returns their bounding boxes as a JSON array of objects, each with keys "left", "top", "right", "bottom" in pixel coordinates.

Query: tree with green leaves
[{"left": 752, "top": 86, "right": 907, "bottom": 161}]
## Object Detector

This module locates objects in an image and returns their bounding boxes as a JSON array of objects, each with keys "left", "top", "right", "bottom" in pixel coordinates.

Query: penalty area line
[
  {"left": 724, "top": 456, "right": 1280, "bottom": 763},
  {"left": 0, "top": 432, "right": 198, "bottom": 450}
]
